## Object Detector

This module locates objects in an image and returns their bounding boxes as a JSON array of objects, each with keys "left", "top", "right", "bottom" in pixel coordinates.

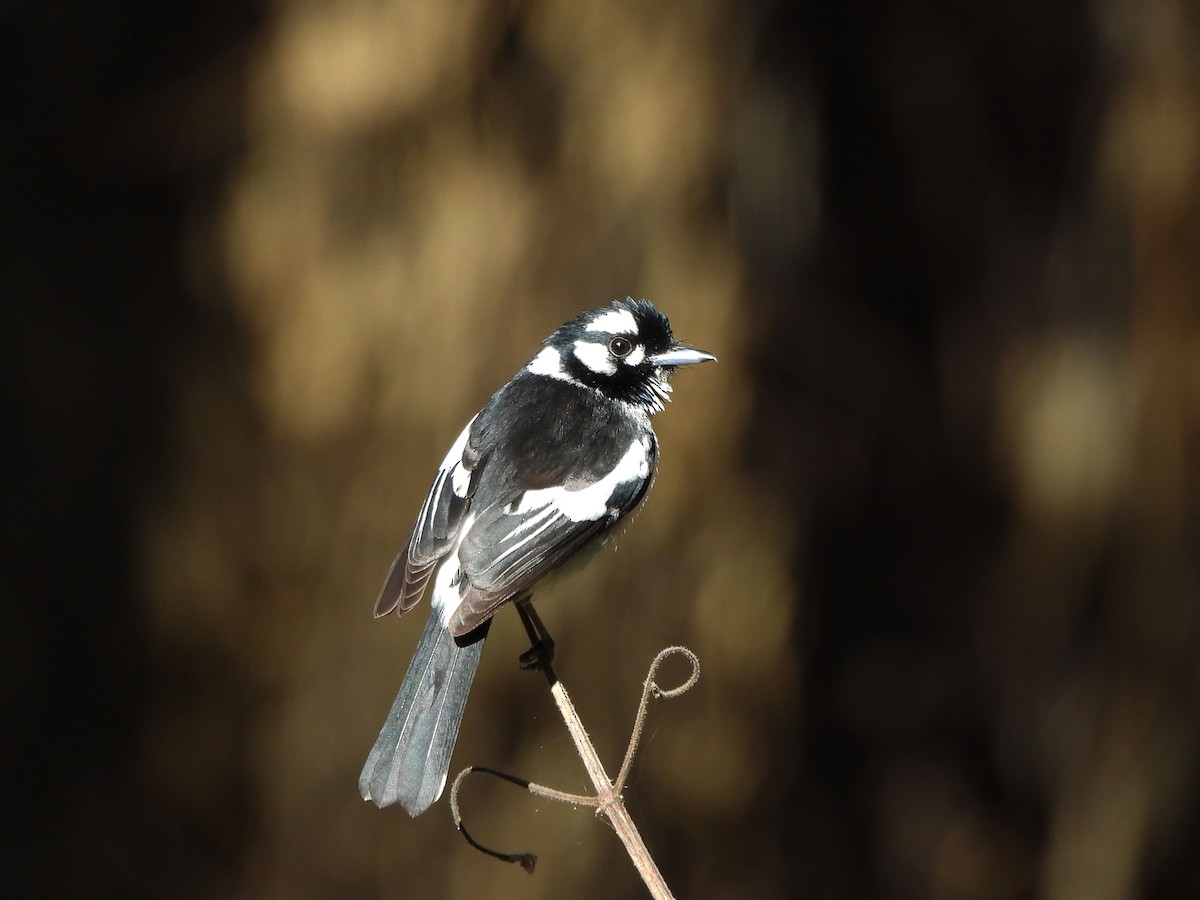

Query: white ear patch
[
  {"left": 572, "top": 340, "right": 617, "bottom": 375},
  {"left": 585, "top": 307, "right": 638, "bottom": 334},
  {"left": 526, "top": 346, "right": 571, "bottom": 381}
]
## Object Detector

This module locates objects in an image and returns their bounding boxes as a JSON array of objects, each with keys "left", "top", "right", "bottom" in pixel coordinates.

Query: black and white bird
[{"left": 359, "top": 297, "right": 715, "bottom": 816}]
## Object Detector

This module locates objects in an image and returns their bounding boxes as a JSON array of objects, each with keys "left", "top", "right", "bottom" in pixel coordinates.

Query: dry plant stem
[
  {"left": 455, "top": 600, "right": 699, "bottom": 899},
  {"left": 518, "top": 601, "right": 680, "bottom": 898},
  {"left": 548, "top": 676, "right": 675, "bottom": 900}
]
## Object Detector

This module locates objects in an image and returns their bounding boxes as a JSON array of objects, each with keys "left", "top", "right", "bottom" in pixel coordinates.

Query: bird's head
[{"left": 526, "top": 298, "right": 716, "bottom": 413}]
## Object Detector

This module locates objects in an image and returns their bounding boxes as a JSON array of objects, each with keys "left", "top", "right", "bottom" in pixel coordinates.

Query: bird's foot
[{"left": 519, "top": 637, "right": 556, "bottom": 671}]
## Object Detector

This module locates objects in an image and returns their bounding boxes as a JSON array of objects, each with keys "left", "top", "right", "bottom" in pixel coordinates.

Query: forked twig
[{"left": 450, "top": 639, "right": 700, "bottom": 900}]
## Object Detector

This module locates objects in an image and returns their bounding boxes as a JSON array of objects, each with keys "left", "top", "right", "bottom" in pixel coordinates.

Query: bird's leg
[{"left": 515, "top": 596, "right": 556, "bottom": 673}]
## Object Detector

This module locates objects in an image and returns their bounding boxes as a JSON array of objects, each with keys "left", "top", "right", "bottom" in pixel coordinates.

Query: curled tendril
[
  {"left": 450, "top": 766, "right": 538, "bottom": 873},
  {"left": 645, "top": 646, "right": 701, "bottom": 699},
  {"left": 451, "top": 644, "right": 701, "bottom": 885},
  {"left": 616, "top": 646, "right": 700, "bottom": 793}
]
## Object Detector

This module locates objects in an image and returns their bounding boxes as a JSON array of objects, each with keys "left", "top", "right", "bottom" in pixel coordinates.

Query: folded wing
[
  {"left": 447, "top": 437, "right": 654, "bottom": 635},
  {"left": 373, "top": 417, "right": 482, "bottom": 617}
]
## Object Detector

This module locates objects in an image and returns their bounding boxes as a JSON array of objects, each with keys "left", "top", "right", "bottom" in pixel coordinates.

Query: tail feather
[{"left": 359, "top": 611, "right": 489, "bottom": 815}]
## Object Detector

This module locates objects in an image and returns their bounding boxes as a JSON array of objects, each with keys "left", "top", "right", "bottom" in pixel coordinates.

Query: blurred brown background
[{"left": 5, "top": 0, "right": 1199, "bottom": 897}]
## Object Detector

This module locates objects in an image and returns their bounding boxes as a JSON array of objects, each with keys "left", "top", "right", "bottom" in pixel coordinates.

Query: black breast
[{"left": 468, "top": 374, "right": 653, "bottom": 498}]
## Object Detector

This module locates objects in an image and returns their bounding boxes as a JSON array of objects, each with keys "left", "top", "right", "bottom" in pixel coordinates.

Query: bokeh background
[{"left": 6, "top": 0, "right": 1200, "bottom": 897}]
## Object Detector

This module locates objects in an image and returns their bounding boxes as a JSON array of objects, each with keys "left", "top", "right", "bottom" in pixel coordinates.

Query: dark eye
[{"left": 609, "top": 336, "right": 633, "bottom": 357}]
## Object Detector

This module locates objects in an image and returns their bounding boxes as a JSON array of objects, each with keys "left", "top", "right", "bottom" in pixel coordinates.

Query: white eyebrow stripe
[{"left": 585, "top": 308, "right": 638, "bottom": 334}]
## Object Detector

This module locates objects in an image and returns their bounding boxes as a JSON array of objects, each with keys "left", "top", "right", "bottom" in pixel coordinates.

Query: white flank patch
[
  {"left": 432, "top": 515, "right": 474, "bottom": 627},
  {"left": 526, "top": 346, "right": 572, "bottom": 381},
  {"left": 440, "top": 417, "right": 476, "bottom": 498},
  {"left": 573, "top": 340, "right": 616, "bottom": 375},
  {"left": 512, "top": 437, "right": 651, "bottom": 522},
  {"left": 409, "top": 420, "right": 475, "bottom": 552},
  {"left": 585, "top": 307, "right": 638, "bottom": 334}
]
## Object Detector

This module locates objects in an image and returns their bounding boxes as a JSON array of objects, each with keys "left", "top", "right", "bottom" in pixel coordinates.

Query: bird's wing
[
  {"left": 373, "top": 416, "right": 483, "bottom": 617},
  {"left": 447, "top": 436, "right": 654, "bottom": 635}
]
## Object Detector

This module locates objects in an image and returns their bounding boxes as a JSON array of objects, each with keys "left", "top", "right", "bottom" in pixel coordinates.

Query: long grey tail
[{"left": 359, "top": 610, "right": 489, "bottom": 815}]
